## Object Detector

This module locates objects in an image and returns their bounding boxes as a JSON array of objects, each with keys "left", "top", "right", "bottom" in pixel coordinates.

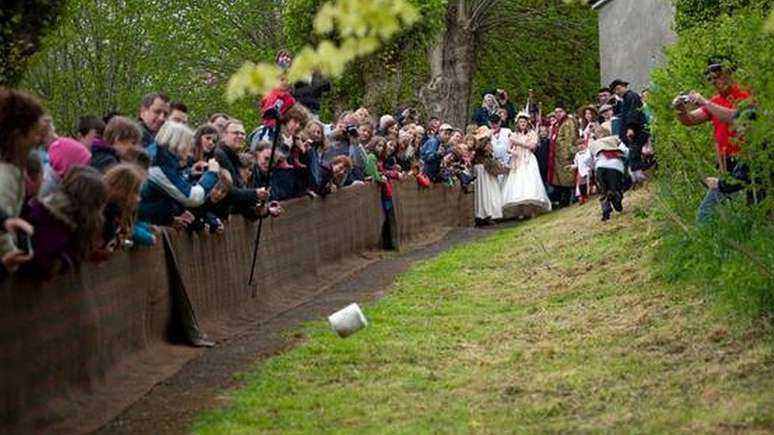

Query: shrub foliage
[{"left": 649, "top": 9, "right": 774, "bottom": 320}]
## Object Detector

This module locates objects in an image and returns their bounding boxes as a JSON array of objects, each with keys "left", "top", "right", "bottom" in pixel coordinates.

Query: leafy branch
[{"left": 225, "top": 0, "right": 419, "bottom": 102}]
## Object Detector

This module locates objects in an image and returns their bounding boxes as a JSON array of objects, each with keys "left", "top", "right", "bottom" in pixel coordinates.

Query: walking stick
[{"left": 248, "top": 100, "right": 284, "bottom": 295}]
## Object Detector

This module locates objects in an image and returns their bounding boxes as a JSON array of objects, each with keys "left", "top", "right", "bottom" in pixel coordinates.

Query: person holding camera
[
  {"left": 322, "top": 113, "right": 366, "bottom": 185},
  {"left": 672, "top": 58, "right": 753, "bottom": 223}
]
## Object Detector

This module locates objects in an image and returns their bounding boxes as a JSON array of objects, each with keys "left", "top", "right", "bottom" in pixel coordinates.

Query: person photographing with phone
[
  {"left": 1, "top": 88, "right": 44, "bottom": 281},
  {"left": 672, "top": 57, "right": 754, "bottom": 223}
]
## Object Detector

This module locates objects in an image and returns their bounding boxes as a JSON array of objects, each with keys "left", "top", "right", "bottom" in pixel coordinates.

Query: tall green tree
[
  {"left": 283, "top": 0, "right": 598, "bottom": 126},
  {"left": 429, "top": 0, "right": 598, "bottom": 126},
  {"left": 0, "top": 0, "right": 66, "bottom": 86},
  {"left": 21, "top": 0, "right": 283, "bottom": 134}
]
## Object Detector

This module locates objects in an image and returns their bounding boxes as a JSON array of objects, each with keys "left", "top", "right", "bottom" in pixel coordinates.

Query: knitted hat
[{"left": 48, "top": 138, "right": 92, "bottom": 178}]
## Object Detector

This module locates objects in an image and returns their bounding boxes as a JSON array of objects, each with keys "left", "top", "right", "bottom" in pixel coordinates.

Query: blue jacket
[
  {"left": 420, "top": 136, "right": 442, "bottom": 182},
  {"left": 138, "top": 146, "right": 218, "bottom": 225}
]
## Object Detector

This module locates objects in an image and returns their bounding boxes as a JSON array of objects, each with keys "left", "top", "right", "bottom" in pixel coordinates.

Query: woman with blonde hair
[
  {"left": 138, "top": 121, "right": 221, "bottom": 226},
  {"left": 472, "top": 94, "right": 500, "bottom": 126}
]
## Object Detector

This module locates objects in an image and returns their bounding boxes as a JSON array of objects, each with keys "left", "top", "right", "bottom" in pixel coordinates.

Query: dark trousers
[
  {"left": 596, "top": 167, "right": 624, "bottom": 216},
  {"left": 550, "top": 185, "right": 573, "bottom": 207},
  {"left": 623, "top": 129, "right": 650, "bottom": 171}
]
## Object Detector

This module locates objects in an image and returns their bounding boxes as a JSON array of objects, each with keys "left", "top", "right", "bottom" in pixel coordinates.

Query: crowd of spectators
[{"left": 7, "top": 47, "right": 719, "bottom": 282}]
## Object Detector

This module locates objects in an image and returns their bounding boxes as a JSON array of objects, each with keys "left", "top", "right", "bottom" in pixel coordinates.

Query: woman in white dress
[
  {"left": 471, "top": 126, "right": 504, "bottom": 222},
  {"left": 501, "top": 113, "right": 552, "bottom": 218}
]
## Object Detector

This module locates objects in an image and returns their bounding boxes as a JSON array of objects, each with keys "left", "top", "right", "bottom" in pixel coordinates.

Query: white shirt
[
  {"left": 490, "top": 128, "right": 512, "bottom": 164},
  {"left": 574, "top": 149, "right": 592, "bottom": 178}
]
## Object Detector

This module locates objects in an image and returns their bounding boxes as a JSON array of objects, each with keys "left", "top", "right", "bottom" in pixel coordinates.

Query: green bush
[
  {"left": 649, "top": 10, "right": 774, "bottom": 321},
  {"left": 673, "top": 0, "right": 772, "bottom": 31}
]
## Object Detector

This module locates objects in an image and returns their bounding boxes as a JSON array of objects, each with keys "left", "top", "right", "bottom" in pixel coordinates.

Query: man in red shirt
[{"left": 672, "top": 58, "right": 753, "bottom": 223}]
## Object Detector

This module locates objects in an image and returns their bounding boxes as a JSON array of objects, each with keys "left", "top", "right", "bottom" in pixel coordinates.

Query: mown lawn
[{"left": 191, "top": 188, "right": 774, "bottom": 434}]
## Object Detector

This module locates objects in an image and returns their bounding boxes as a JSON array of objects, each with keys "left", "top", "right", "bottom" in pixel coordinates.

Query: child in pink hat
[{"left": 40, "top": 138, "right": 92, "bottom": 197}]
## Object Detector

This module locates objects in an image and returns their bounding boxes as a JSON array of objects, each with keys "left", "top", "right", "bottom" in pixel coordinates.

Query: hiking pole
[{"left": 248, "top": 99, "right": 285, "bottom": 294}]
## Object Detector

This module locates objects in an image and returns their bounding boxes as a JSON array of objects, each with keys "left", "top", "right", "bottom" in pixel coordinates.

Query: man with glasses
[
  {"left": 672, "top": 57, "right": 753, "bottom": 223},
  {"left": 214, "top": 120, "right": 269, "bottom": 218}
]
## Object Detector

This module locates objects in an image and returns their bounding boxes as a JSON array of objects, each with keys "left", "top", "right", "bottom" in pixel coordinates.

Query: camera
[
  {"left": 346, "top": 124, "right": 359, "bottom": 137},
  {"left": 673, "top": 93, "right": 692, "bottom": 107},
  {"left": 262, "top": 99, "right": 284, "bottom": 120}
]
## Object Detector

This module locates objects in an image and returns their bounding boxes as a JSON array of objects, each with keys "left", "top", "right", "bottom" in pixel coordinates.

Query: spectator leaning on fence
[
  {"left": 91, "top": 116, "right": 143, "bottom": 173},
  {"left": 77, "top": 114, "right": 106, "bottom": 148},
  {"left": 21, "top": 166, "right": 108, "bottom": 278},
  {"left": 214, "top": 119, "right": 268, "bottom": 217},
  {"left": 671, "top": 57, "right": 753, "bottom": 224},
  {"left": 138, "top": 121, "right": 221, "bottom": 227},
  {"left": 0, "top": 88, "right": 43, "bottom": 279}
]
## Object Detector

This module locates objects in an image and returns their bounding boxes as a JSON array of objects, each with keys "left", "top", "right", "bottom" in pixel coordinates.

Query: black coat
[
  {"left": 292, "top": 73, "right": 331, "bottom": 114},
  {"left": 213, "top": 145, "right": 259, "bottom": 215},
  {"left": 619, "top": 90, "right": 646, "bottom": 132},
  {"left": 139, "top": 120, "right": 155, "bottom": 148},
  {"left": 90, "top": 141, "right": 120, "bottom": 173},
  {"left": 255, "top": 166, "right": 298, "bottom": 201},
  {"left": 313, "top": 163, "right": 336, "bottom": 196}
]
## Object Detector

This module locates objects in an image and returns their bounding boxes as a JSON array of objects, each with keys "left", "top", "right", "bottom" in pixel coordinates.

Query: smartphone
[{"left": 16, "top": 232, "right": 32, "bottom": 254}]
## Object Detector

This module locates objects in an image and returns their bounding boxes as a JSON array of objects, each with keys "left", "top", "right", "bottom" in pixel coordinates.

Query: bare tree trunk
[{"left": 420, "top": 2, "right": 477, "bottom": 128}]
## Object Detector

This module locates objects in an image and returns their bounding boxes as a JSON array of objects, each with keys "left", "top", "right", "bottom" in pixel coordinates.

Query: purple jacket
[{"left": 20, "top": 199, "right": 76, "bottom": 278}]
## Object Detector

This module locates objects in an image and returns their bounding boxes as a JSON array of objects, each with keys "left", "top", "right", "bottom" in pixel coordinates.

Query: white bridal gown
[{"left": 501, "top": 131, "right": 552, "bottom": 218}]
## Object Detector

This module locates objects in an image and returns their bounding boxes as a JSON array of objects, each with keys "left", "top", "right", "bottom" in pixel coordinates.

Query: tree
[
  {"left": 0, "top": 0, "right": 66, "bottom": 86},
  {"left": 420, "top": 0, "right": 598, "bottom": 127},
  {"left": 21, "top": 0, "right": 283, "bottom": 133}
]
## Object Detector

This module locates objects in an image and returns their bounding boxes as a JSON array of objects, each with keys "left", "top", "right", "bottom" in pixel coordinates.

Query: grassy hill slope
[{"left": 192, "top": 188, "right": 774, "bottom": 434}]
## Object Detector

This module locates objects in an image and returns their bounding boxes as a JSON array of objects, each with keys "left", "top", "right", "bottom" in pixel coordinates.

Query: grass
[{"left": 191, "top": 187, "right": 774, "bottom": 434}]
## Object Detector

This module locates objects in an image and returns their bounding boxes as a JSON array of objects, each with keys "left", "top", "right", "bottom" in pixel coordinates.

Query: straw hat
[
  {"left": 515, "top": 111, "right": 530, "bottom": 121},
  {"left": 577, "top": 104, "right": 599, "bottom": 120},
  {"left": 474, "top": 125, "right": 492, "bottom": 141}
]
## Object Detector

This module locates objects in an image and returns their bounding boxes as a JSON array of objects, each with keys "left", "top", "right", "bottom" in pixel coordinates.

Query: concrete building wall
[{"left": 593, "top": 0, "right": 677, "bottom": 92}]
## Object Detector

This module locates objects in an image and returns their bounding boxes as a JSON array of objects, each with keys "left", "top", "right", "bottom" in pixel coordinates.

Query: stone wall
[{"left": 594, "top": 0, "right": 677, "bottom": 92}]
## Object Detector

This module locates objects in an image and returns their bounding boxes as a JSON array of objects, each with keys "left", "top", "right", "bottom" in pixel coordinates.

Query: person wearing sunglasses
[{"left": 671, "top": 57, "right": 754, "bottom": 223}]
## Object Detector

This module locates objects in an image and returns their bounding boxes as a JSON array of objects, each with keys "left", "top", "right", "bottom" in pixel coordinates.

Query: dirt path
[{"left": 96, "top": 226, "right": 502, "bottom": 435}]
